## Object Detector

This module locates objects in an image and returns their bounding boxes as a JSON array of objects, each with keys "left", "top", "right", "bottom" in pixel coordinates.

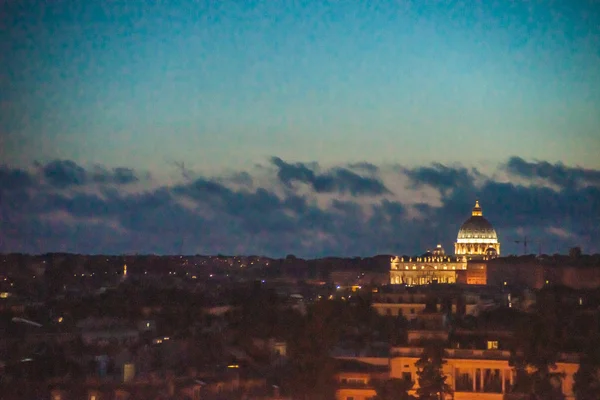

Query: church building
[{"left": 390, "top": 200, "right": 500, "bottom": 286}]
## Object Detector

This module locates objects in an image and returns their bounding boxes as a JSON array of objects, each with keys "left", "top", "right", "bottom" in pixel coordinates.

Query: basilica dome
[{"left": 454, "top": 200, "right": 500, "bottom": 258}]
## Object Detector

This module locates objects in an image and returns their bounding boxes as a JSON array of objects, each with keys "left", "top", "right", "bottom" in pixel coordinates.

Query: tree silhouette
[
  {"left": 510, "top": 289, "right": 566, "bottom": 399},
  {"left": 415, "top": 343, "right": 452, "bottom": 400},
  {"left": 374, "top": 378, "right": 416, "bottom": 400},
  {"left": 569, "top": 247, "right": 582, "bottom": 259},
  {"left": 573, "top": 334, "right": 600, "bottom": 400},
  {"left": 281, "top": 300, "right": 344, "bottom": 400}
]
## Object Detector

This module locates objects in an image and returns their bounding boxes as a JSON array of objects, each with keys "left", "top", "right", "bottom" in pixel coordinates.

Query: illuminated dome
[{"left": 454, "top": 200, "right": 500, "bottom": 258}]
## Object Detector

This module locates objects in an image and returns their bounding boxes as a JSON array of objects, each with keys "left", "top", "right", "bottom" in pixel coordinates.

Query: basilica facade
[{"left": 390, "top": 200, "right": 500, "bottom": 286}]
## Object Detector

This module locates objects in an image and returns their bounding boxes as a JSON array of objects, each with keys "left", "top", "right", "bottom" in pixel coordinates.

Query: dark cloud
[
  {"left": 0, "top": 166, "right": 33, "bottom": 191},
  {"left": 271, "top": 157, "right": 389, "bottom": 196},
  {"left": 1, "top": 157, "right": 599, "bottom": 257},
  {"left": 41, "top": 160, "right": 88, "bottom": 188},
  {"left": 403, "top": 163, "right": 475, "bottom": 194},
  {"left": 173, "top": 177, "right": 319, "bottom": 235},
  {"left": 93, "top": 167, "right": 139, "bottom": 185},
  {"left": 414, "top": 164, "right": 600, "bottom": 256},
  {"left": 224, "top": 171, "right": 253, "bottom": 186},
  {"left": 40, "top": 160, "right": 139, "bottom": 188},
  {"left": 348, "top": 162, "right": 379, "bottom": 174},
  {"left": 505, "top": 156, "right": 600, "bottom": 188},
  {"left": 270, "top": 157, "right": 317, "bottom": 186}
]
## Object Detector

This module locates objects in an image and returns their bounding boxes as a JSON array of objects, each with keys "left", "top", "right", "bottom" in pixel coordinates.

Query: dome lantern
[{"left": 472, "top": 199, "right": 483, "bottom": 217}]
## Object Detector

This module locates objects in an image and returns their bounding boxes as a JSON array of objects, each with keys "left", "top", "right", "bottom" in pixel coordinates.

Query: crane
[
  {"left": 514, "top": 236, "right": 529, "bottom": 255},
  {"left": 514, "top": 236, "right": 542, "bottom": 255}
]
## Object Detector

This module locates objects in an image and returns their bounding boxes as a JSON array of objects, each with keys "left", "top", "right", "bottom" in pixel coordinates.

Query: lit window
[{"left": 487, "top": 341, "right": 499, "bottom": 350}]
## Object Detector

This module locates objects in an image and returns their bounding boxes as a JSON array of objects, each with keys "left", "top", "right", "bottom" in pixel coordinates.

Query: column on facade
[
  {"left": 510, "top": 369, "right": 514, "bottom": 387},
  {"left": 479, "top": 369, "right": 484, "bottom": 392},
  {"left": 472, "top": 368, "right": 476, "bottom": 392},
  {"left": 502, "top": 369, "right": 505, "bottom": 393}
]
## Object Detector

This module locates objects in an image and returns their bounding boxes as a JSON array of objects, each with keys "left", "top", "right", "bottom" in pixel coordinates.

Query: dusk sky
[{"left": 1, "top": 1, "right": 599, "bottom": 257}]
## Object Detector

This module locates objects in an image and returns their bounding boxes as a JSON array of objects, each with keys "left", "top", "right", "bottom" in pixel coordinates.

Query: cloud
[
  {"left": 38, "top": 160, "right": 140, "bottom": 188},
  {"left": 402, "top": 163, "right": 476, "bottom": 194},
  {"left": 92, "top": 166, "right": 139, "bottom": 185},
  {"left": 348, "top": 162, "right": 379, "bottom": 174},
  {"left": 547, "top": 226, "right": 572, "bottom": 239},
  {"left": 270, "top": 157, "right": 389, "bottom": 196},
  {"left": 505, "top": 156, "right": 600, "bottom": 189},
  {"left": 0, "top": 165, "right": 33, "bottom": 191},
  {"left": 41, "top": 160, "right": 88, "bottom": 188},
  {"left": 0, "top": 157, "right": 599, "bottom": 257}
]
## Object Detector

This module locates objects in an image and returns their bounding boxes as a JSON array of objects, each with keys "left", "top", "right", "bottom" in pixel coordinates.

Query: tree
[
  {"left": 573, "top": 334, "right": 600, "bottom": 400},
  {"left": 415, "top": 343, "right": 452, "bottom": 400},
  {"left": 569, "top": 247, "right": 582, "bottom": 259},
  {"left": 374, "top": 378, "right": 416, "bottom": 400},
  {"left": 281, "top": 300, "right": 344, "bottom": 400},
  {"left": 424, "top": 295, "right": 438, "bottom": 313},
  {"left": 509, "top": 291, "right": 566, "bottom": 399}
]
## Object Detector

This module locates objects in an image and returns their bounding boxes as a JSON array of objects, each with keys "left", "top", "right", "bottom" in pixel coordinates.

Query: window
[
  {"left": 454, "top": 368, "right": 473, "bottom": 392},
  {"left": 402, "top": 372, "right": 412, "bottom": 382},
  {"left": 346, "top": 397, "right": 354, "bottom": 400},
  {"left": 487, "top": 341, "right": 499, "bottom": 350},
  {"left": 483, "top": 369, "right": 502, "bottom": 393}
]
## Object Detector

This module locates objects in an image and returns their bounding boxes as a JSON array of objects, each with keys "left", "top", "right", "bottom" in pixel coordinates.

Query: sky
[{"left": 1, "top": 0, "right": 600, "bottom": 257}]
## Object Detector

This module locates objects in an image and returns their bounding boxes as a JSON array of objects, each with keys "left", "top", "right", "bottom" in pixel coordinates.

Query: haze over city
[{"left": 2, "top": 1, "right": 599, "bottom": 256}]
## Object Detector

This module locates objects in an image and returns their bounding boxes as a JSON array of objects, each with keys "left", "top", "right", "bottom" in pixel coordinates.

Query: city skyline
[{"left": 2, "top": 1, "right": 599, "bottom": 256}]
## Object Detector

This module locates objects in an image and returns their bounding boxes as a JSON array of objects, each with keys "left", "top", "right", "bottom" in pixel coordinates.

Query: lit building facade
[
  {"left": 390, "top": 200, "right": 499, "bottom": 286},
  {"left": 335, "top": 348, "right": 578, "bottom": 400},
  {"left": 389, "top": 246, "right": 467, "bottom": 285}
]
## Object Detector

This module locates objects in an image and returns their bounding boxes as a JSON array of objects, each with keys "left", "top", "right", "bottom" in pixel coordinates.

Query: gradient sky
[
  {"left": 3, "top": 0, "right": 600, "bottom": 171},
  {"left": 1, "top": 1, "right": 600, "bottom": 256}
]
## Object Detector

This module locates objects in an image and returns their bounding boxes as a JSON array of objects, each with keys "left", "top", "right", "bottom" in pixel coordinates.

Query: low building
[{"left": 335, "top": 348, "right": 579, "bottom": 400}]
